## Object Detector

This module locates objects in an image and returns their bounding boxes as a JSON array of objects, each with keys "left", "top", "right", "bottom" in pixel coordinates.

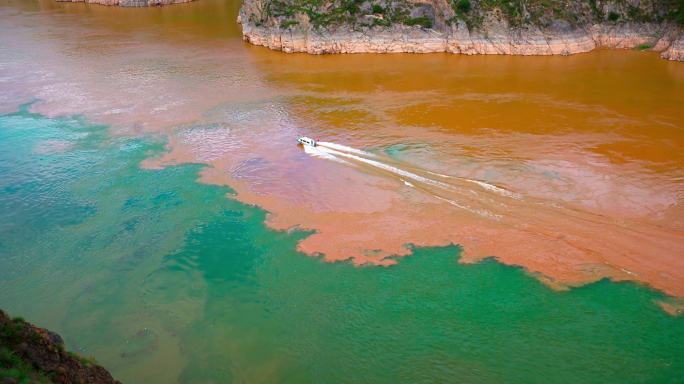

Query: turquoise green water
[{"left": 1, "top": 107, "right": 683, "bottom": 383}]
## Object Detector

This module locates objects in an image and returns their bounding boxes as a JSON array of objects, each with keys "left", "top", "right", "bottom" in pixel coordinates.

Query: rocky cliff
[
  {"left": 0, "top": 310, "right": 120, "bottom": 384},
  {"left": 56, "top": 0, "right": 194, "bottom": 7},
  {"left": 238, "top": 0, "right": 684, "bottom": 60}
]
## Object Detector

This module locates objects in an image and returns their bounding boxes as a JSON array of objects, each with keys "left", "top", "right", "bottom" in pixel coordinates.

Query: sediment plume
[
  {"left": 145, "top": 134, "right": 684, "bottom": 300},
  {"left": 2, "top": 5, "right": 683, "bottom": 307}
]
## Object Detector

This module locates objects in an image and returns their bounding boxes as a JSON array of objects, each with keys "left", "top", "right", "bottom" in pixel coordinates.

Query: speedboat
[{"left": 297, "top": 136, "right": 317, "bottom": 147}]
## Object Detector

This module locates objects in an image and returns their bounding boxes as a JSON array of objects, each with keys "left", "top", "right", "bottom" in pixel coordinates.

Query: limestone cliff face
[
  {"left": 238, "top": 0, "right": 684, "bottom": 60},
  {"left": 56, "top": 0, "right": 194, "bottom": 7},
  {"left": 240, "top": 18, "right": 681, "bottom": 57},
  {"left": 663, "top": 33, "right": 684, "bottom": 60}
]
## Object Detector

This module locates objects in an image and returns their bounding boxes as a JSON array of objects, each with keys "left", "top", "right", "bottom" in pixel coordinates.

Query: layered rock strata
[
  {"left": 240, "top": 17, "right": 683, "bottom": 60},
  {"left": 238, "top": 0, "right": 684, "bottom": 60}
]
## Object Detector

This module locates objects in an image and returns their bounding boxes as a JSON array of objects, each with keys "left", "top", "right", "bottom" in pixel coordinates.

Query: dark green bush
[
  {"left": 371, "top": 4, "right": 384, "bottom": 14},
  {"left": 0, "top": 322, "right": 22, "bottom": 344},
  {"left": 456, "top": 0, "right": 471, "bottom": 13},
  {"left": 373, "top": 17, "right": 391, "bottom": 26},
  {"left": 341, "top": 0, "right": 362, "bottom": 15},
  {"left": 676, "top": 0, "right": 684, "bottom": 25},
  {"left": 588, "top": 0, "right": 602, "bottom": 19},
  {"left": 608, "top": 11, "right": 619, "bottom": 21},
  {"left": 404, "top": 16, "right": 432, "bottom": 28},
  {"left": 0, "top": 348, "right": 32, "bottom": 383}
]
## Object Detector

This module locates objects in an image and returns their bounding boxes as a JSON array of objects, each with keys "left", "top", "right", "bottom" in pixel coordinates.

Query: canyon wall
[{"left": 238, "top": 0, "right": 684, "bottom": 60}]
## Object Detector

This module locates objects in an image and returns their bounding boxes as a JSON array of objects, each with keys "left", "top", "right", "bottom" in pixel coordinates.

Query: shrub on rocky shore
[{"left": 0, "top": 310, "right": 120, "bottom": 384}]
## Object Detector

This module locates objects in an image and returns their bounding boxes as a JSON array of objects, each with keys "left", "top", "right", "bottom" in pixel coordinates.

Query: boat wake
[
  {"left": 304, "top": 140, "right": 521, "bottom": 218},
  {"left": 426, "top": 170, "right": 521, "bottom": 199},
  {"left": 317, "top": 142, "right": 378, "bottom": 158},
  {"left": 303, "top": 143, "right": 352, "bottom": 165}
]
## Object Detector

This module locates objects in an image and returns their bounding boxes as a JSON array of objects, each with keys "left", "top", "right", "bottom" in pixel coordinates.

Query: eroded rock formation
[{"left": 238, "top": 0, "right": 684, "bottom": 60}]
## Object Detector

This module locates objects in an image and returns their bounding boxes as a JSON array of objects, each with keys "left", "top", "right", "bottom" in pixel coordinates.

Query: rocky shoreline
[
  {"left": 0, "top": 310, "right": 120, "bottom": 384},
  {"left": 56, "top": 0, "right": 194, "bottom": 7},
  {"left": 240, "top": 17, "right": 684, "bottom": 60},
  {"left": 238, "top": 0, "right": 684, "bottom": 61}
]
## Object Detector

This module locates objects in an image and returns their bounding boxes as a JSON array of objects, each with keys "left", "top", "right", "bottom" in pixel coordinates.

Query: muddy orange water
[{"left": 1, "top": 0, "right": 684, "bottom": 298}]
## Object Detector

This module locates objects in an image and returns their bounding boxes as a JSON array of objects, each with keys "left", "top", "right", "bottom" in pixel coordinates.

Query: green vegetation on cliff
[
  {"left": 246, "top": 0, "right": 683, "bottom": 31},
  {"left": 0, "top": 310, "right": 119, "bottom": 384}
]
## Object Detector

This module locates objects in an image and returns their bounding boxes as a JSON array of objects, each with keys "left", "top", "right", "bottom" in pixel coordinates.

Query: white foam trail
[
  {"left": 308, "top": 142, "right": 504, "bottom": 218},
  {"left": 318, "top": 146, "right": 453, "bottom": 190},
  {"left": 427, "top": 170, "right": 520, "bottom": 199},
  {"left": 317, "top": 144, "right": 517, "bottom": 199},
  {"left": 433, "top": 195, "right": 502, "bottom": 220},
  {"left": 304, "top": 144, "right": 352, "bottom": 165},
  {"left": 426, "top": 170, "right": 453, "bottom": 178},
  {"left": 318, "top": 142, "right": 378, "bottom": 158},
  {"left": 466, "top": 179, "right": 521, "bottom": 199}
]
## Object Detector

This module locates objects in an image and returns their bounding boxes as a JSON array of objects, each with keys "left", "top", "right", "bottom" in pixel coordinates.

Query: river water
[{"left": 0, "top": 0, "right": 683, "bottom": 382}]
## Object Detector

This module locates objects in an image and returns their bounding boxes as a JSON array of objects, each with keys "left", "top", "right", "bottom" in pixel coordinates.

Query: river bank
[
  {"left": 238, "top": 0, "right": 684, "bottom": 60},
  {"left": 240, "top": 20, "right": 684, "bottom": 60}
]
